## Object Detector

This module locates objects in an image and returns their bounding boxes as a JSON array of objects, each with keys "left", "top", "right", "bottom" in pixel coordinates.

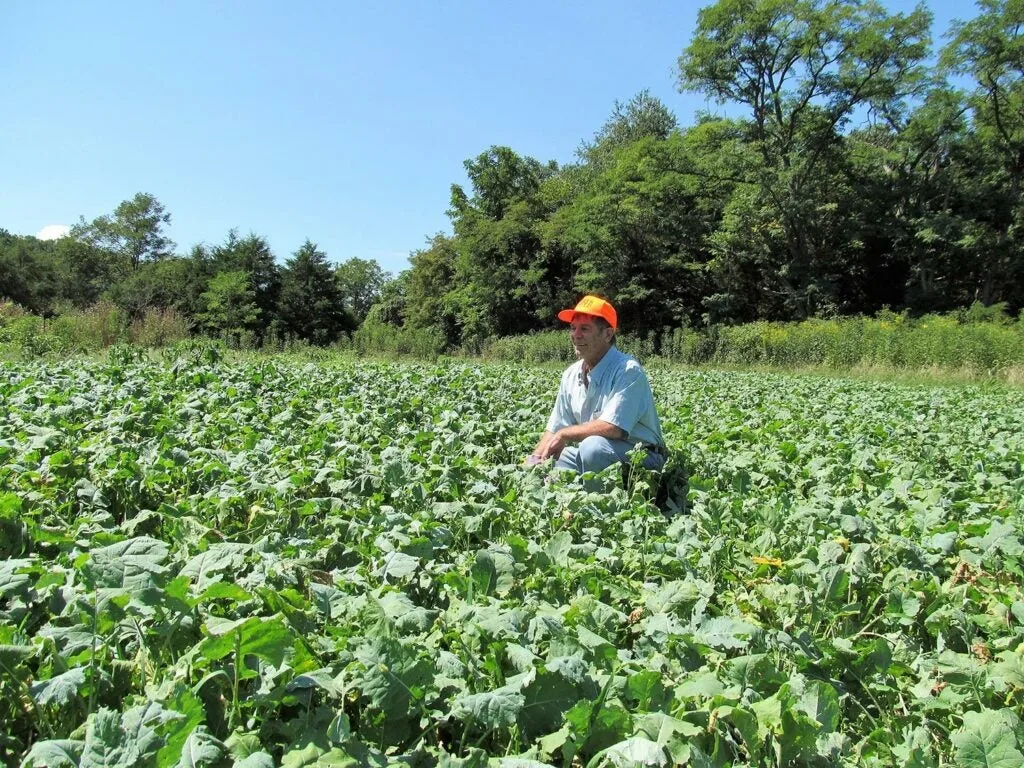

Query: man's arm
[{"left": 532, "top": 420, "right": 626, "bottom": 461}]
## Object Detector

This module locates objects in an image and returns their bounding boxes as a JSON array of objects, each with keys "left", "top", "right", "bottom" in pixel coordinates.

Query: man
[{"left": 527, "top": 295, "right": 667, "bottom": 480}]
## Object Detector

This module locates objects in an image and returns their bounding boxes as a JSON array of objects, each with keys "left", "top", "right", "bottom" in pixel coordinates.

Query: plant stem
[{"left": 231, "top": 631, "right": 242, "bottom": 730}]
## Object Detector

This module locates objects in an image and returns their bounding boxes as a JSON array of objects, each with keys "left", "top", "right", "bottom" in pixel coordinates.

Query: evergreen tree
[{"left": 278, "top": 240, "right": 351, "bottom": 344}]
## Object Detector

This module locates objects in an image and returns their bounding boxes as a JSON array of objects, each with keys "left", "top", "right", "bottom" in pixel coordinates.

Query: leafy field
[{"left": 2, "top": 352, "right": 1023, "bottom": 767}]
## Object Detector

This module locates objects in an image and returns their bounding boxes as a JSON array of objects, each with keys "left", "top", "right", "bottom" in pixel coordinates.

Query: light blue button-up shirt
[{"left": 546, "top": 346, "right": 665, "bottom": 449}]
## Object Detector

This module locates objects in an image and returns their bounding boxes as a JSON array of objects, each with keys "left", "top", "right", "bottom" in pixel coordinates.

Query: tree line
[
  {"left": 0, "top": 193, "right": 388, "bottom": 346},
  {"left": 2, "top": 0, "right": 1022, "bottom": 349},
  {"left": 375, "top": 0, "right": 1024, "bottom": 347}
]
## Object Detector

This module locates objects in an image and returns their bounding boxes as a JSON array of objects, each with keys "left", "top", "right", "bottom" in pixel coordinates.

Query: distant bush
[
  {"left": 130, "top": 307, "right": 191, "bottom": 348},
  {"left": 48, "top": 301, "right": 128, "bottom": 350},
  {"left": 475, "top": 329, "right": 659, "bottom": 364},
  {"left": 4, "top": 296, "right": 1024, "bottom": 380},
  {"left": 0, "top": 300, "right": 65, "bottom": 357},
  {"left": 476, "top": 307, "right": 1024, "bottom": 380},
  {"left": 1, "top": 300, "right": 189, "bottom": 357},
  {"left": 477, "top": 331, "right": 572, "bottom": 363},
  {"left": 353, "top": 319, "right": 446, "bottom": 358}
]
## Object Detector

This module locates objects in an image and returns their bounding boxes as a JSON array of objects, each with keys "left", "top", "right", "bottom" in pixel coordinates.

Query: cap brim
[{"left": 557, "top": 309, "right": 576, "bottom": 322}]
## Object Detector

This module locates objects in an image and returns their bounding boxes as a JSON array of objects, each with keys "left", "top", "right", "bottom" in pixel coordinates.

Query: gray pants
[{"left": 554, "top": 436, "right": 665, "bottom": 479}]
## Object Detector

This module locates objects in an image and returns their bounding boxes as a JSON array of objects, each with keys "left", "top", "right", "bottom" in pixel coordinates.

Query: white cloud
[{"left": 37, "top": 224, "right": 70, "bottom": 241}]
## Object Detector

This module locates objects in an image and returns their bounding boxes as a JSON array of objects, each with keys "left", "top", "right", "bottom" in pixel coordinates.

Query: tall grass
[
  {"left": 476, "top": 330, "right": 658, "bottom": 365},
  {"left": 4, "top": 297, "right": 1024, "bottom": 381},
  {"left": 48, "top": 302, "right": 128, "bottom": 350},
  {"left": 471, "top": 305, "right": 1024, "bottom": 381},
  {"left": 352, "top": 319, "right": 446, "bottom": 358},
  {"left": 0, "top": 300, "right": 189, "bottom": 358},
  {"left": 682, "top": 310, "right": 1024, "bottom": 375}
]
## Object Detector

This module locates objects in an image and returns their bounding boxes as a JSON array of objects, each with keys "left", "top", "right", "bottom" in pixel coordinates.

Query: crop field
[{"left": 2, "top": 351, "right": 1024, "bottom": 767}]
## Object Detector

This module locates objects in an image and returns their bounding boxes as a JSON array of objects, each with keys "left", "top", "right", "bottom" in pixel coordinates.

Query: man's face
[{"left": 569, "top": 313, "right": 614, "bottom": 361}]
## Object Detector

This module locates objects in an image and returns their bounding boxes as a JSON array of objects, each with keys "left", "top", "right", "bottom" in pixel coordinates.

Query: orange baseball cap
[{"left": 557, "top": 295, "right": 617, "bottom": 329}]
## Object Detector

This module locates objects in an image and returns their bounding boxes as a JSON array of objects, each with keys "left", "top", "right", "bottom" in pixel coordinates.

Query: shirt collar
[{"left": 575, "top": 346, "right": 622, "bottom": 387}]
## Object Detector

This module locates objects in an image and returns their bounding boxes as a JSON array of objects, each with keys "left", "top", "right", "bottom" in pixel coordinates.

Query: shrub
[
  {"left": 353, "top": 319, "right": 446, "bottom": 358},
  {"left": 130, "top": 307, "right": 191, "bottom": 348},
  {"left": 468, "top": 309, "right": 1024, "bottom": 379},
  {"left": 48, "top": 301, "right": 128, "bottom": 350}
]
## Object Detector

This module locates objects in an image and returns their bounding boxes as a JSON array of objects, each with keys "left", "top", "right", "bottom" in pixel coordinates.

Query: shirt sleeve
[
  {"left": 545, "top": 372, "right": 574, "bottom": 433},
  {"left": 596, "top": 364, "right": 651, "bottom": 438}
]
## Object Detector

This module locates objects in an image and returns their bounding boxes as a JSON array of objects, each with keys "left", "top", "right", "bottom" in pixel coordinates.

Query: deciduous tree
[
  {"left": 198, "top": 270, "right": 261, "bottom": 342},
  {"left": 71, "top": 192, "right": 175, "bottom": 274},
  {"left": 335, "top": 257, "right": 388, "bottom": 323},
  {"left": 679, "top": 0, "right": 931, "bottom": 318}
]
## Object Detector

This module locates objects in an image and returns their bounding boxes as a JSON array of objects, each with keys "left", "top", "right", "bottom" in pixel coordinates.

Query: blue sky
[{"left": 4, "top": 1, "right": 973, "bottom": 277}]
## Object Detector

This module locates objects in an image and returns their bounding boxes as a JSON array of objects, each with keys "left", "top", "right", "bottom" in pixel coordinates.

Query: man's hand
[
  {"left": 527, "top": 430, "right": 564, "bottom": 463},
  {"left": 529, "top": 421, "right": 625, "bottom": 464},
  {"left": 538, "top": 431, "right": 567, "bottom": 460}
]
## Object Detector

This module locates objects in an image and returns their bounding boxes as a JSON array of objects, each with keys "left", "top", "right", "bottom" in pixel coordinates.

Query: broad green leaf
[
  {"left": 0, "top": 558, "right": 34, "bottom": 599},
  {"left": 625, "top": 670, "right": 668, "bottom": 712},
  {"left": 676, "top": 672, "right": 726, "bottom": 699},
  {"left": 603, "top": 737, "right": 669, "bottom": 768},
  {"left": 643, "top": 578, "right": 706, "bottom": 614},
  {"left": 279, "top": 741, "right": 351, "bottom": 768},
  {"left": 750, "top": 693, "right": 782, "bottom": 743},
  {"left": 633, "top": 712, "right": 703, "bottom": 742},
  {"left": 693, "top": 616, "right": 758, "bottom": 650},
  {"left": 755, "top": 680, "right": 833, "bottom": 765},
  {"left": 519, "top": 667, "right": 582, "bottom": 740},
  {"left": 225, "top": 731, "right": 264, "bottom": 760},
  {"left": 233, "top": 754, "right": 275, "bottom": 768},
  {"left": 537, "top": 725, "right": 572, "bottom": 763},
  {"left": 180, "top": 543, "right": 251, "bottom": 592},
  {"left": 327, "top": 712, "right": 351, "bottom": 745},
  {"left": 30, "top": 667, "right": 86, "bottom": 707},
  {"left": 83, "top": 536, "right": 170, "bottom": 591},
  {"left": 194, "top": 581, "right": 252, "bottom": 605},
  {"left": 453, "top": 687, "right": 525, "bottom": 729},
  {"left": 565, "top": 700, "right": 632, "bottom": 754},
  {"left": 544, "top": 531, "right": 573, "bottom": 567},
  {"left": 81, "top": 708, "right": 143, "bottom": 768},
  {"left": 375, "top": 551, "right": 420, "bottom": 581},
  {"left": 966, "top": 519, "right": 1024, "bottom": 559},
  {"left": 990, "top": 651, "right": 1024, "bottom": 692},
  {"left": 176, "top": 727, "right": 226, "bottom": 768},
  {"left": 199, "top": 616, "right": 294, "bottom": 673},
  {"left": 566, "top": 596, "right": 627, "bottom": 636},
  {"left": 951, "top": 709, "right": 1024, "bottom": 768},
  {"left": 0, "top": 642, "right": 33, "bottom": 667},
  {"left": 891, "top": 725, "right": 937, "bottom": 768},
  {"left": 378, "top": 589, "right": 436, "bottom": 632},
  {"left": 724, "top": 654, "right": 784, "bottom": 695},
  {"left": 287, "top": 668, "right": 346, "bottom": 698},
  {"left": 471, "top": 549, "right": 516, "bottom": 597},
  {"left": 713, "top": 705, "right": 761, "bottom": 763},
  {"left": 0, "top": 491, "right": 22, "bottom": 519},
  {"left": 119, "top": 700, "right": 175, "bottom": 762},
  {"left": 354, "top": 637, "right": 432, "bottom": 721},
  {"left": 157, "top": 686, "right": 206, "bottom": 768},
  {"left": 505, "top": 642, "right": 538, "bottom": 673},
  {"left": 797, "top": 680, "right": 840, "bottom": 733},
  {"left": 20, "top": 739, "right": 83, "bottom": 768},
  {"left": 546, "top": 654, "right": 590, "bottom": 686}
]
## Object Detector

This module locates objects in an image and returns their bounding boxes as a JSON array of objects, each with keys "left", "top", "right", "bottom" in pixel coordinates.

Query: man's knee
[
  {"left": 578, "top": 436, "right": 618, "bottom": 473},
  {"left": 554, "top": 445, "right": 580, "bottom": 473}
]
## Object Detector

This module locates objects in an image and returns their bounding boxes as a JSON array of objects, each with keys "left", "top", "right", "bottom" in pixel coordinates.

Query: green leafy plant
[{"left": 2, "top": 357, "right": 1022, "bottom": 765}]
